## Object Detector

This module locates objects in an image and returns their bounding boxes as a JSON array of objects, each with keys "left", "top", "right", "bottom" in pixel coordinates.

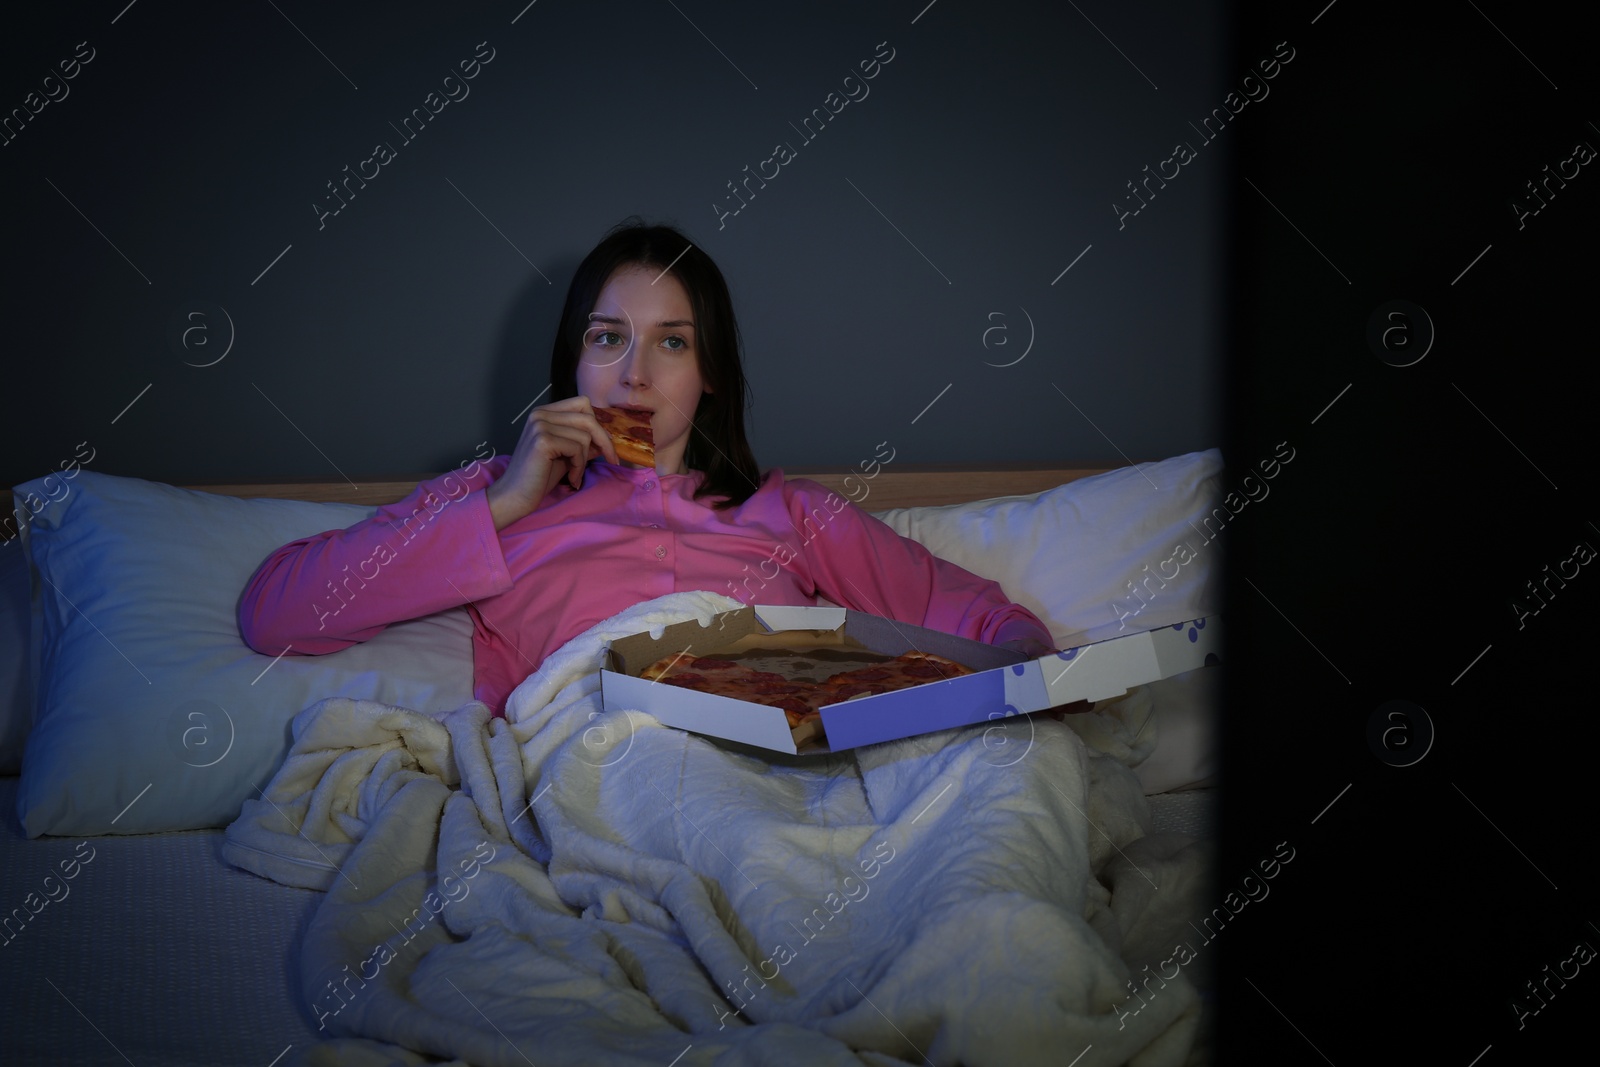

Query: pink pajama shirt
[{"left": 238, "top": 455, "right": 1051, "bottom": 715}]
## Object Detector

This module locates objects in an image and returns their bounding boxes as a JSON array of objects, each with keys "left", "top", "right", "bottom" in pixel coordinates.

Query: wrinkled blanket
[{"left": 224, "top": 591, "right": 1210, "bottom": 1066}]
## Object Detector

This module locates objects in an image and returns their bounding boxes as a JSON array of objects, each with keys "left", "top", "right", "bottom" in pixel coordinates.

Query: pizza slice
[
  {"left": 592, "top": 406, "right": 655, "bottom": 467},
  {"left": 640, "top": 654, "right": 836, "bottom": 734},
  {"left": 637, "top": 649, "right": 978, "bottom": 750},
  {"left": 820, "top": 650, "right": 977, "bottom": 700}
]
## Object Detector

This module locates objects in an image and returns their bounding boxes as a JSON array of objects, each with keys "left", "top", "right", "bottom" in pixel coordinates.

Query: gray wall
[{"left": 3, "top": 1, "right": 1230, "bottom": 485}]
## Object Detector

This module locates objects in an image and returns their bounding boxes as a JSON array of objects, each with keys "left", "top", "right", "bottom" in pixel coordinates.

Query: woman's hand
[{"left": 486, "top": 396, "right": 618, "bottom": 530}]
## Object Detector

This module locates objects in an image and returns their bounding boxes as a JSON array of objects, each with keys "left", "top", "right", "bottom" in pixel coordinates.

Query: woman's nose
[{"left": 620, "top": 350, "right": 649, "bottom": 387}]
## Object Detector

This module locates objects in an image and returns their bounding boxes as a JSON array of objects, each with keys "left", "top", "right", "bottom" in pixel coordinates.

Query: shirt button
[
  {"left": 648, "top": 523, "right": 661, "bottom": 529},
  {"left": 655, "top": 545, "right": 667, "bottom": 559},
  {"left": 643, "top": 480, "right": 656, "bottom": 491}
]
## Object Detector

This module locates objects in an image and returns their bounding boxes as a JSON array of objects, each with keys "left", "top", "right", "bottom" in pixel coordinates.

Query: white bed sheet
[{"left": 0, "top": 778, "right": 1216, "bottom": 1065}]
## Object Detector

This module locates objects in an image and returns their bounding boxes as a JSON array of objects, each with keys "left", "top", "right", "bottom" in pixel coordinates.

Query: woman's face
[{"left": 576, "top": 264, "right": 709, "bottom": 475}]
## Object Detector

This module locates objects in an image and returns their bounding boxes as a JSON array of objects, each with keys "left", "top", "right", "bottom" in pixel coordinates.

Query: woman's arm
[
  {"left": 783, "top": 480, "right": 1055, "bottom": 653},
  {"left": 237, "top": 456, "right": 513, "bottom": 655}
]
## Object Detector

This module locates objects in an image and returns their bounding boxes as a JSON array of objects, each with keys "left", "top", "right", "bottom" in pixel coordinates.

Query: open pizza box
[{"left": 600, "top": 605, "right": 1221, "bottom": 756}]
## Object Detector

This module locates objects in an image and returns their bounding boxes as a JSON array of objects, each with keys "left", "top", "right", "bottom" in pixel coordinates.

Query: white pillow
[
  {"left": 15, "top": 471, "right": 475, "bottom": 836},
  {"left": 871, "top": 449, "right": 1224, "bottom": 647},
  {"left": 871, "top": 450, "right": 1225, "bottom": 796}
]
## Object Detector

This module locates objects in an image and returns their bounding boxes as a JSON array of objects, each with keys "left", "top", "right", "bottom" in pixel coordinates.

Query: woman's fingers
[
  {"left": 491, "top": 398, "right": 622, "bottom": 527},
  {"left": 594, "top": 407, "right": 620, "bottom": 465},
  {"left": 533, "top": 420, "right": 594, "bottom": 489},
  {"left": 535, "top": 403, "right": 619, "bottom": 467},
  {"left": 589, "top": 420, "right": 620, "bottom": 466}
]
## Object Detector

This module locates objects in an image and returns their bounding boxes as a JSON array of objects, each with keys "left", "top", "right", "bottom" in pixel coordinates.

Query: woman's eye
[
  {"left": 594, "top": 330, "right": 624, "bottom": 347},
  {"left": 662, "top": 335, "right": 688, "bottom": 351}
]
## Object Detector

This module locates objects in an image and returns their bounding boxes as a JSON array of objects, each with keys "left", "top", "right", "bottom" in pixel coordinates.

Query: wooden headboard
[{"left": 3, "top": 463, "right": 1120, "bottom": 521}]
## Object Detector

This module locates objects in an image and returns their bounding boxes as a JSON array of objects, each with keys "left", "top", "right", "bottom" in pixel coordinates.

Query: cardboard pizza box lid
[{"left": 600, "top": 606, "right": 1220, "bottom": 755}]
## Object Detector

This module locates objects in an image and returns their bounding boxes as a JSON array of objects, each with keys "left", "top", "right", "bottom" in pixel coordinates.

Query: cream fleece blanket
[{"left": 223, "top": 591, "right": 1209, "bottom": 1066}]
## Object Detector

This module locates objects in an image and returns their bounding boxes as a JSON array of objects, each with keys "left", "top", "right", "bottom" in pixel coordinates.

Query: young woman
[{"left": 238, "top": 220, "right": 1054, "bottom": 715}]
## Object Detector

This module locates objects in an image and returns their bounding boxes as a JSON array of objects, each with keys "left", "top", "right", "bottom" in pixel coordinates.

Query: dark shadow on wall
[{"left": 427, "top": 254, "right": 580, "bottom": 473}]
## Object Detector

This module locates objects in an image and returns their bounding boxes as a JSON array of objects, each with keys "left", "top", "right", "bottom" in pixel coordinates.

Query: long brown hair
[{"left": 549, "top": 218, "right": 761, "bottom": 508}]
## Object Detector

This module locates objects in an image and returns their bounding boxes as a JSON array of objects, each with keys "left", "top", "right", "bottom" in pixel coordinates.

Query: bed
[{"left": 1, "top": 455, "right": 1223, "bottom": 1066}]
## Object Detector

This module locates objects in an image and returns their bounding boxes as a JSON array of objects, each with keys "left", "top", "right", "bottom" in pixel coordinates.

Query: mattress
[
  {"left": 0, "top": 774, "right": 1217, "bottom": 1064},
  {"left": 0, "top": 777, "right": 324, "bottom": 1066},
  {"left": 1145, "top": 786, "right": 1218, "bottom": 839}
]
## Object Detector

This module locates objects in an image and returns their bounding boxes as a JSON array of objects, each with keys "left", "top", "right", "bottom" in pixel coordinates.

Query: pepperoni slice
[
  {"left": 690, "top": 658, "right": 739, "bottom": 670},
  {"left": 901, "top": 661, "right": 949, "bottom": 679}
]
